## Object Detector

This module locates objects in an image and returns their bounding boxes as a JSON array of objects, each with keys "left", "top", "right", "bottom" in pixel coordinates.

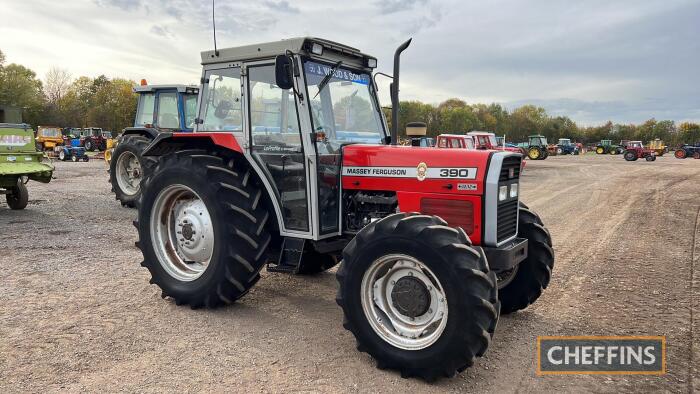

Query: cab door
[{"left": 245, "top": 63, "right": 311, "bottom": 234}]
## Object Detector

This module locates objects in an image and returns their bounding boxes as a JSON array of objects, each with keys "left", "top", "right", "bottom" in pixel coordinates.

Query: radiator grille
[{"left": 496, "top": 155, "right": 521, "bottom": 242}]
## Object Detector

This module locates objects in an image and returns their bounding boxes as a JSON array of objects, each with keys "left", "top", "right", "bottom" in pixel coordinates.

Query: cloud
[
  {"left": 93, "top": 0, "right": 141, "bottom": 10},
  {"left": 263, "top": 1, "right": 300, "bottom": 14},
  {"left": 376, "top": 0, "right": 427, "bottom": 14},
  {"left": 149, "top": 25, "right": 173, "bottom": 38}
]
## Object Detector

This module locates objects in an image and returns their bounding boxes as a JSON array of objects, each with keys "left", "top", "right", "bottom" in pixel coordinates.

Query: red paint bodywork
[
  {"left": 342, "top": 144, "right": 490, "bottom": 244},
  {"left": 171, "top": 132, "right": 243, "bottom": 153}
]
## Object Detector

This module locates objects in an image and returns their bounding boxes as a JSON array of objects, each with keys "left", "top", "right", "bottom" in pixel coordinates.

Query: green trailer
[{"left": 0, "top": 123, "right": 54, "bottom": 209}]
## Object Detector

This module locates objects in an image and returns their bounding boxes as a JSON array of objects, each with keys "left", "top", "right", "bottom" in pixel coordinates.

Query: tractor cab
[
  {"left": 627, "top": 141, "right": 643, "bottom": 148},
  {"left": 133, "top": 84, "right": 199, "bottom": 132},
  {"left": 558, "top": 138, "right": 572, "bottom": 146},
  {"left": 436, "top": 134, "right": 475, "bottom": 149}
]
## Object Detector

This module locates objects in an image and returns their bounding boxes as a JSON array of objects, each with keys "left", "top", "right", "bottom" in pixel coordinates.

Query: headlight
[
  {"left": 509, "top": 183, "right": 518, "bottom": 198},
  {"left": 311, "top": 43, "right": 323, "bottom": 55},
  {"left": 499, "top": 185, "right": 508, "bottom": 201}
]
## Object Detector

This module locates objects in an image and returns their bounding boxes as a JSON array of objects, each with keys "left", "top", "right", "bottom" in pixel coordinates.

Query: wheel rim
[
  {"left": 529, "top": 149, "right": 539, "bottom": 159},
  {"left": 497, "top": 265, "right": 519, "bottom": 289},
  {"left": 675, "top": 150, "right": 685, "bottom": 159},
  {"left": 116, "top": 151, "right": 142, "bottom": 196},
  {"left": 150, "top": 184, "right": 215, "bottom": 282},
  {"left": 360, "top": 254, "right": 448, "bottom": 351}
]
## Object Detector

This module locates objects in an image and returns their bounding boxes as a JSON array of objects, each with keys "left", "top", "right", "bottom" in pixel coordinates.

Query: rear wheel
[
  {"left": 498, "top": 204, "right": 554, "bottom": 314},
  {"left": 59, "top": 150, "right": 66, "bottom": 161},
  {"left": 556, "top": 148, "right": 563, "bottom": 155},
  {"left": 136, "top": 151, "right": 272, "bottom": 308},
  {"left": 527, "top": 147, "right": 541, "bottom": 160},
  {"left": 84, "top": 140, "right": 94, "bottom": 151},
  {"left": 596, "top": 147, "right": 604, "bottom": 154},
  {"left": 337, "top": 213, "right": 499, "bottom": 380},
  {"left": 6, "top": 181, "right": 29, "bottom": 210},
  {"left": 624, "top": 151, "right": 637, "bottom": 161},
  {"left": 109, "top": 135, "right": 156, "bottom": 207},
  {"left": 694, "top": 152, "right": 700, "bottom": 159},
  {"left": 675, "top": 149, "right": 687, "bottom": 159}
]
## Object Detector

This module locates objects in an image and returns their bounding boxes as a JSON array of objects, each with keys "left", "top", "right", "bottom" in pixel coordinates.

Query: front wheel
[
  {"left": 58, "top": 150, "right": 66, "bottom": 161},
  {"left": 71, "top": 154, "right": 78, "bottom": 162},
  {"left": 337, "top": 213, "right": 499, "bottom": 380},
  {"left": 6, "top": 181, "right": 29, "bottom": 210},
  {"left": 136, "top": 151, "right": 272, "bottom": 308},
  {"left": 498, "top": 203, "right": 554, "bottom": 314}
]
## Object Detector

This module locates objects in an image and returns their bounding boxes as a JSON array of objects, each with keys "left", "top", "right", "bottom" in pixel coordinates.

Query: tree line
[
  {"left": 386, "top": 99, "right": 700, "bottom": 147},
  {"left": 0, "top": 49, "right": 136, "bottom": 132},
  {"left": 1, "top": 48, "right": 699, "bottom": 146}
]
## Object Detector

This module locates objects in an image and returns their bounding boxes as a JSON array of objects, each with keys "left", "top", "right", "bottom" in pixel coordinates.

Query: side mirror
[{"left": 275, "top": 55, "right": 294, "bottom": 90}]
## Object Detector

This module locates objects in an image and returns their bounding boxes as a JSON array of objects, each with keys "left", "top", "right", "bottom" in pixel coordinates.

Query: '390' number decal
[{"left": 439, "top": 168, "right": 473, "bottom": 178}]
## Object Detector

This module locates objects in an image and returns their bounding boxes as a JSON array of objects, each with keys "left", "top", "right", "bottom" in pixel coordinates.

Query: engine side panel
[{"left": 341, "top": 144, "right": 490, "bottom": 195}]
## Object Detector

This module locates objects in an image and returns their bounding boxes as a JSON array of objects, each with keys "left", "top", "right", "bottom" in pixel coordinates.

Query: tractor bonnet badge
[{"left": 416, "top": 162, "right": 428, "bottom": 181}]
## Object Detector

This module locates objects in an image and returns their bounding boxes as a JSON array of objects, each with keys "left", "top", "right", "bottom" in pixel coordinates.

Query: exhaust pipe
[{"left": 390, "top": 38, "right": 412, "bottom": 145}]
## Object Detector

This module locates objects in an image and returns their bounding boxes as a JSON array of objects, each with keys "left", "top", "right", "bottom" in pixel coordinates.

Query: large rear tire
[
  {"left": 6, "top": 181, "right": 29, "bottom": 210},
  {"left": 624, "top": 151, "right": 637, "bottom": 161},
  {"left": 596, "top": 147, "right": 604, "bottom": 154},
  {"left": 109, "top": 135, "right": 156, "bottom": 207},
  {"left": 498, "top": 203, "right": 554, "bottom": 314},
  {"left": 336, "top": 213, "right": 499, "bottom": 381},
  {"left": 675, "top": 149, "right": 686, "bottom": 159},
  {"left": 136, "top": 151, "right": 272, "bottom": 308},
  {"left": 527, "top": 147, "right": 541, "bottom": 160},
  {"left": 694, "top": 152, "right": 700, "bottom": 160}
]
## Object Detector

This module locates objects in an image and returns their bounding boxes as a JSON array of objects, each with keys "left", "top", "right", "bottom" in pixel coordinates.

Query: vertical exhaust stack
[{"left": 390, "top": 38, "right": 412, "bottom": 145}]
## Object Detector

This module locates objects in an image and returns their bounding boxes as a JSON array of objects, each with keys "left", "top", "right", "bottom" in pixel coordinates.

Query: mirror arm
[
  {"left": 372, "top": 72, "right": 393, "bottom": 92},
  {"left": 285, "top": 51, "right": 304, "bottom": 102}
]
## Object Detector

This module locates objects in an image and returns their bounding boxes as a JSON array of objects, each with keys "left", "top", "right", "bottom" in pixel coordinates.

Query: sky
[{"left": 1, "top": 0, "right": 699, "bottom": 125}]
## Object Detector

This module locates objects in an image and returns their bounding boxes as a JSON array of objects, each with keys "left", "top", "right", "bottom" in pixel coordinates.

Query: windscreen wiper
[{"left": 313, "top": 60, "right": 343, "bottom": 99}]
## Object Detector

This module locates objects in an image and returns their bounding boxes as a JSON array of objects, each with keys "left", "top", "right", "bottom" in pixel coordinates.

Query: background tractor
[
  {"left": 555, "top": 138, "right": 579, "bottom": 155},
  {"left": 436, "top": 133, "right": 475, "bottom": 149},
  {"left": 674, "top": 142, "right": 700, "bottom": 159},
  {"left": 595, "top": 139, "right": 622, "bottom": 154},
  {"left": 108, "top": 83, "right": 199, "bottom": 207},
  {"left": 133, "top": 37, "right": 554, "bottom": 381},
  {"left": 524, "top": 134, "right": 549, "bottom": 160},
  {"left": 35, "top": 125, "right": 63, "bottom": 151},
  {"left": 79, "top": 127, "right": 112, "bottom": 151},
  {"left": 623, "top": 141, "right": 656, "bottom": 161},
  {"left": 647, "top": 139, "right": 666, "bottom": 156},
  {"left": 1, "top": 123, "right": 54, "bottom": 209}
]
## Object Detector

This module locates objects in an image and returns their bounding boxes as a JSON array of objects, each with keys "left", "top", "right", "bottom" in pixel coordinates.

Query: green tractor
[
  {"left": 595, "top": 139, "right": 622, "bottom": 155},
  {"left": 525, "top": 134, "right": 549, "bottom": 160},
  {"left": 0, "top": 123, "right": 53, "bottom": 209}
]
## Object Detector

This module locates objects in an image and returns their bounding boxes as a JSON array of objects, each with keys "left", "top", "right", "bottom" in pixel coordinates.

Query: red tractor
[
  {"left": 623, "top": 141, "right": 657, "bottom": 161},
  {"left": 134, "top": 38, "right": 554, "bottom": 380}
]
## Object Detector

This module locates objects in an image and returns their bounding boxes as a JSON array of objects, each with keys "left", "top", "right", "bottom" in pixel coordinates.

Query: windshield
[
  {"left": 304, "top": 60, "right": 385, "bottom": 149},
  {"left": 41, "top": 128, "right": 60, "bottom": 137},
  {"left": 487, "top": 135, "right": 497, "bottom": 148}
]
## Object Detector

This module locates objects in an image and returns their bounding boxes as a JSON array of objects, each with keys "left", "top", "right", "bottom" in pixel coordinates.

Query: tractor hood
[
  {"left": 341, "top": 144, "right": 492, "bottom": 195},
  {"left": 0, "top": 123, "right": 54, "bottom": 184}
]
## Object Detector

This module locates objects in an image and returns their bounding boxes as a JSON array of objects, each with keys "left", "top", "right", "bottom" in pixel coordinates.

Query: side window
[
  {"left": 248, "top": 64, "right": 308, "bottom": 232},
  {"left": 183, "top": 95, "right": 198, "bottom": 130},
  {"left": 200, "top": 68, "right": 243, "bottom": 131},
  {"left": 135, "top": 93, "right": 155, "bottom": 127},
  {"left": 157, "top": 93, "right": 180, "bottom": 129},
  {"left": 449, "top": 138, "right": 462, "bottom": 148},
  {"left": 438, "top": 138, "right": 447, "bottom": 148}
]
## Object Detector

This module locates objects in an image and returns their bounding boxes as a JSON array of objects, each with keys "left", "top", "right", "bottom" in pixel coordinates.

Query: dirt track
[{"left": 1, "top": 154, "right": 699, "bottom": 392}]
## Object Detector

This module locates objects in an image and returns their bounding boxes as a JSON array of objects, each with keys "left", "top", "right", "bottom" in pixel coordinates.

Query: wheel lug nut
[{"left": 428, "top": 309, "right": 433, "bottom": 314}]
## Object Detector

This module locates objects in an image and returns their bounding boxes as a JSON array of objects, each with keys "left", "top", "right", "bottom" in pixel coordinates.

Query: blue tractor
[
  {"left": 108, "top": 83, "right": 199, "bottom": 207},
  {"left": 556, "top": 138, "right": 579, "bottom": 155},
  {"left": 674, "top": 142, "right": 700, "bottom": 159},
  {"left": 54, "top": 137, "right": 88, "bottom": 162}
]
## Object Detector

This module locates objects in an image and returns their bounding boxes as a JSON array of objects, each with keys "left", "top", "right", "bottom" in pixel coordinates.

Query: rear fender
[
  {"left": 142, "top": 132, "right": 287, "bottom": 237},
  {"left": 121, "top": 127, "right": 161, "bottom": 140}
]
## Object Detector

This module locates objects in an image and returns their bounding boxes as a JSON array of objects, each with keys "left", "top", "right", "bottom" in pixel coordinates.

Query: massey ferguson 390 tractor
[{"left": 135, "top": 38, "right": 554, "bottom": 380}]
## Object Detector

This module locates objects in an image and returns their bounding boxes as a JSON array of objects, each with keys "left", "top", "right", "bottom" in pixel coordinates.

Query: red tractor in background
[
  {"left": 623, "top": 141, "right": 657, "bottom": 161},
  {"left": 436, "top": 133, "right": 475, "bottom": 149},
  {"left": 133, "top": 37, "right": 554, "bottom": 381}
]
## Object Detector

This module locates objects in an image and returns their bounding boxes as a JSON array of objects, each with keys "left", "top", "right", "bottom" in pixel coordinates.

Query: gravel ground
[{"left": 1, "top": 154, "right": 698, "bottom": 392}]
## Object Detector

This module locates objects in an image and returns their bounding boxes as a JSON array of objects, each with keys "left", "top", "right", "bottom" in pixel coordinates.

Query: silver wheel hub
[
  {"left": 116, "top": 151, "right": 142, "bottom": 196},
  {"left": 150, "top": 185, "right": 214, "bottom": 282},
  {"left": 361, "top": 254, "right": 448, "bottom": 350},
  {"left": 497, "top": 265, "right": 519, "bottom": 289}
]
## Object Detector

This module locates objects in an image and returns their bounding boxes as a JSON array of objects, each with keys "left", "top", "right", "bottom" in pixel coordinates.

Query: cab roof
[
  {"left": 200, "top": 37, "right": 376, "bottom": 70},
  {"left": 133, "top": 85, "right": 199, "bottom": 93}
]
